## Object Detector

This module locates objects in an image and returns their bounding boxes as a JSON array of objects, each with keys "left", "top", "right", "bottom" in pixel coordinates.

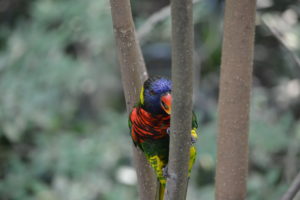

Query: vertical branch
[
  {"left": 215, "top": 0, "right": 256, "bottom": 200},
  {"left": 165, "top": 0, "right": 194, "bottom": 199},
  {"left": 109, "top": 0, "right": 157, "bottom": 199}
]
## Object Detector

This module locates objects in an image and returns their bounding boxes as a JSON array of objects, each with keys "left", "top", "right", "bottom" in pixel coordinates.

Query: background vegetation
[{"left": 0, "top": 0, "right": 299, "bottom": 199}]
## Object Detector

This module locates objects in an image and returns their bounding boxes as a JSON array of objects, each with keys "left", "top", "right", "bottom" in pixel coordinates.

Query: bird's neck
[
  {"left": 141, "top": 103, "right": 167, "bottom": 115},
  {"left": 138, "top": 107, "right": 170, "bottom": 125}
]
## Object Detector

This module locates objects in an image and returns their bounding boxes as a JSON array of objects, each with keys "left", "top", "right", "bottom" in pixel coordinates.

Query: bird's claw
[
  {"left": 166, "top": 128, "right": 170, "bottom": 135},
  {"left": 163, "top": 166, "right": 169, "bottom": 178},
  {"left": 191, "top": 135, "right": 197, "bottom": 144}
]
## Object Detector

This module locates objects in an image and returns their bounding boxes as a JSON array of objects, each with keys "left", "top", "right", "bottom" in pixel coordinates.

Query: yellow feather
[
  {"left": 147, "top": 155, "right": 167, "bottom": 185},
  {"left": 188, "top": 146, "right": 197, "bottom": 176},
  {"left": 140, "top": 86, "right": 144, "bottom": 105},
  {"left": 191, "top": 128, "right": 198, "bottom": 140},
  {"left": 147, "top": 129, "right": 198, "bottom": 185},
  {"left": 189, "top": 128, "right": 198, "bottom": 176}
]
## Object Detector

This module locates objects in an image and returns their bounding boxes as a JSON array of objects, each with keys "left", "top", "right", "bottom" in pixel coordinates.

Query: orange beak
[{"left": 161, "top": 93, "right": 172, "bottom": 114}]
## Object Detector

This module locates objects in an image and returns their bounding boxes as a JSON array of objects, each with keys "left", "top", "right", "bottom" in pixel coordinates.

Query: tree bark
[
  {"left": 109, "top": 0, "right": 157, "bottom": 199},
  {"left": 215, "top": 0, "right": 256, "bottom": 200},
  {"left": 281, "top": 171, "right": 300, "bottom": 200},
  {"left": 165, "top": 0, "right": 194, "bottom": 199}
]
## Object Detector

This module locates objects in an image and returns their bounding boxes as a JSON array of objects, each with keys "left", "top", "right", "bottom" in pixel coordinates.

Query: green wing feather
[
  {"left": 189, "top": 111, "right": 198, "bottom": 176},
  {"left": 192, "top": 111, "right": 198, "bottom": 130},
  {"left": 128, "top": 108, "right": 199, "bottom": 200},
  {"left": 141, "top": 112, "right": 199, "bottom": 184},
  {"left": 141, "top": 137, "right": 169, "bottom": 186}
]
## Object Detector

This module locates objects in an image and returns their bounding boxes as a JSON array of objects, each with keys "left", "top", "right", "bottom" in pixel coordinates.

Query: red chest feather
[{"left": 130, "top": 107, "right": 170, "bottom": 143}]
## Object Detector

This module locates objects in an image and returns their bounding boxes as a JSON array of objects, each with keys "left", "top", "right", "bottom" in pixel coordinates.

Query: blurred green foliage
[{"left": 0, "top": 0, "right": 300, "bottom": 199}]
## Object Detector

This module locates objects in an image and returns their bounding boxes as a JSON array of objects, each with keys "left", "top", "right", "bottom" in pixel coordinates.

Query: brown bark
[
  {"left": 215, "top": 0, "right": 256, "bottom": 200},
  {"left": 109, "top": 0, "right": 157, "bottom": 199},
  {"left": 281, "top": 171, "right": 300, "bottom": 200},
  {"left": 165, "top": 0, "right": 194, "bottom": 199}
]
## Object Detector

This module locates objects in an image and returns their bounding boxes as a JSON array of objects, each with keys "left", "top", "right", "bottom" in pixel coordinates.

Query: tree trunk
[
  {"left": 215, "top": 0, "right": 256, "bottom": 200},
  {"left": 109, "top": 0, "right": 157, "bottom": 199},
  {"left": 165, "top": 0, "right": 194, "bottom": 199}
]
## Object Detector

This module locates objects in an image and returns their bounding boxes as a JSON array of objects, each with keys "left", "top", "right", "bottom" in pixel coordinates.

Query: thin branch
[
  {"left": 109, "top": 0, "right": 157, "bottom": 199},
  {"left": 137, "top": 0, "right": 200, "bottom": 43},
  {"left": 281, "top": 171, "right": 300, "bottom": 200},
  {"left": 165, "top": 0, "right": 194, "bottom": 199},
  {"left": 260, "top": 14, "right": 300, "bottom": 71},
  {"left": 137, "top": 5, "right": 170, "bottom": 42},
  {"left": 215, "top": 0, "right": 256, "bottom": 199}
]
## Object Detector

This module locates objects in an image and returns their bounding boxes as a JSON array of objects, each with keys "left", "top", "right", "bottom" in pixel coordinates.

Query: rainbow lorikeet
[{"left": 129, "top": 77, "right": 198, "bottom": 200}]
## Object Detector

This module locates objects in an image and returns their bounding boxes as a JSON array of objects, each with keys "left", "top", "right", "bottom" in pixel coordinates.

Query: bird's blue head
[{"left": 140, "top": 77, "right": 172, "bottom": 115}]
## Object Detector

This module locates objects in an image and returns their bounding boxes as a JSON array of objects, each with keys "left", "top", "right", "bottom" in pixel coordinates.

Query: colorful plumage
[{"left": 129, "top": 77, "right": 198, "bottom": 200}]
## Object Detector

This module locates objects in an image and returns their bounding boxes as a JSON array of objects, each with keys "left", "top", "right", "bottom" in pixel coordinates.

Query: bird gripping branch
[{"left": 129, "top": 77, "right": 198, "bottom": 200}]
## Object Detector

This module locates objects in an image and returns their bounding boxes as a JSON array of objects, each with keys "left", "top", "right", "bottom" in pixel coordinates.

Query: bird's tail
[{"left": 155, "top": 182, "right": 165, "bottom": 200}]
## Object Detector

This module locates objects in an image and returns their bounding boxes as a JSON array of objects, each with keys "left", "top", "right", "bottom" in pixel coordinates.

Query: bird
[{"left": 128, "top": 76, "right": 198, "bottom": 200}]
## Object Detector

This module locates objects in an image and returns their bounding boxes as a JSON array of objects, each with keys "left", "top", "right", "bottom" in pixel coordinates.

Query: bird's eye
[{"left": 149, "top": 89, "right": 156, "bottom": 95}]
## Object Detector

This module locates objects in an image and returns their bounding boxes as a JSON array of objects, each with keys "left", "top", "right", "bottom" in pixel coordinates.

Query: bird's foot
[
  {"left": 163, "top": 165, "right": 169, "bottom": 178},
  {"left": 191, "top": 129, "right": 197, "bottom": 144},
  {"left": 166, "top": 128, "right": 170, "bottom": 135},
  {"left": 191, "top": 135, "right": 197, "bottom": 144}
]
